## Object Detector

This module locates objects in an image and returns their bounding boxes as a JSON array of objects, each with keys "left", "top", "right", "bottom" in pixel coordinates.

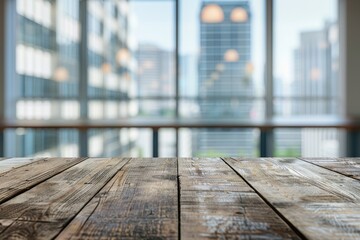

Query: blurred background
[{"left": 1, "top": 0, "right": 359, "bottom": 158}]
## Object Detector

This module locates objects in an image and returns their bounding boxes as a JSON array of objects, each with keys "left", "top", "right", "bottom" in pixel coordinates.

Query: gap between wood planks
[
  {"left": 0, "top": 157, "right": 132, "bottom": 238},
  {"left": 0, "top": 157, "right": 88, "bottom": 205},
  {"left": 221, "top": 157, "right": 308, "bottom": 240},
  {"left": 0, "top": 157, "right": 44, "bottom": 175},
  {"left": 298, "top": 157, "right": 360, "bottom": 181},
  {"left": 224, "top": 157, "right": 360, "bottom": 239},
  {"left": 57, "top": 158, "right": 298, "bottom": 239},
  {"left": 179, "top": 157, "right": 301, "bottom": 239},
  {"left": 55, "top": 158, "right": 178, "bottom": 239},
  {"left": 6, "top": 157, "right": 356, "bottom": 238},
  {"left": 176, "top": 158, "right": 181, "bottom": 240},
  {"left": 51, "top": 157, "right": 133, "bottom": 239}
]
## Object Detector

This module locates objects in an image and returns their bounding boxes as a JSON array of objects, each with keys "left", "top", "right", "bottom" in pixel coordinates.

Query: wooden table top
[{"left": 0, "top": 157, "right": 360, "bottom": 239}]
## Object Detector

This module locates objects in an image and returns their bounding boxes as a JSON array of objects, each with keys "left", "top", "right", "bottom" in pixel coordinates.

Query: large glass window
[
  {"left": 2, "top": 0, "right": 342, "bottom": 157},
  {"left": 274, "top": 0, "right": 338, "bottom": 117},
  {"left": 273, "top": 0, "right": 340, "bottom": 157}
]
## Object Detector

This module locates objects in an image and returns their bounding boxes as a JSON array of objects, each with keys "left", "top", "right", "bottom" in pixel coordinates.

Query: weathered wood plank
[
  {"left": 0, "top": 157, "right": 40, "bottom": 174},
  {"left": 300, "top": 157, "right": 360, "bottom": 180},
  {"left": 225, "top": 157, "right": 360, "bottom": 239},
  {"left": 0, "top": 157, "right": 87, "bottom": 205},
  {"left": 180, "top": 158, "right": 300, "bottom": 239},
  {"left": 0, "top": 157, "right": 130, "bottom": 239},
  {"left": 56, "top": 158, "right": 178, "bottom": 239}
]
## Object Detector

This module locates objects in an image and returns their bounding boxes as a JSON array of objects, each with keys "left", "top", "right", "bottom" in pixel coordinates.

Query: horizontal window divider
[
  {"left": 274, "top": 96, "right": 339, "bottom": 100},
  {"left": 15, "top": 96, "right": 341, "bottom": 101},
  {"left": 1, "top": 118, "right": 360, "bottom": 130},
  {"left": 15, "top": 96, "right": 264, "bottom": 101}
]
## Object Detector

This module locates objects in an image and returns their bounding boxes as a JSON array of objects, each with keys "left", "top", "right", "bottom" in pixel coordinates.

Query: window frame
[{"left": 0, "top": 0, "right": 352, "bottom": 157}]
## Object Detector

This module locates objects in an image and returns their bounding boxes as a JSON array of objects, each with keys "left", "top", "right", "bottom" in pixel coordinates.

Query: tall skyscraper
[
  {"left": 288, "top": 22, "right": 340, "bottom": 157},
  {"left": 194, "top": 0, "right": 256, "bottom": 156},
  {"left": 292, "top": 22, "right": 339, "bottom": 115}
]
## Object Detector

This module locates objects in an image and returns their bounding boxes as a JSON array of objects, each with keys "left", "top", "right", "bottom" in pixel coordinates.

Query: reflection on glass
[
  {"left": 201, "top": 4, "right": 224, "bottom": 23},
  {"left": 230, "top": 7, "right": 248, "bottom": 23}
]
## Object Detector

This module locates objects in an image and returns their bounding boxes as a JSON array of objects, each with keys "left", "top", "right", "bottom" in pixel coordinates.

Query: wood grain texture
[
  {"left": 0, "top": 157, "right": 86, "bottom": 205},
  {"left": 0, "top": 157, "right": 130, "bottom": 239},
  {"left": 0, "top": 157, "right": 40, "bottom": 174},
  {"left": 300, "top": 157, "right": 360, "bottom": 180},
  {"left": 56, "top": 158, "right": 178, "bottom": 240},
  {"left": 179, "top": 158, "right": 300, "bottom": 239},
  {"left": 225, "top": 157, "right": 360, "bottom": 240}
]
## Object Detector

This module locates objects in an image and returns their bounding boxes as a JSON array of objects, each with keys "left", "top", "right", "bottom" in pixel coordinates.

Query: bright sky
[{"left": 130, "top": 1, "right": 175, "bottom": 50}]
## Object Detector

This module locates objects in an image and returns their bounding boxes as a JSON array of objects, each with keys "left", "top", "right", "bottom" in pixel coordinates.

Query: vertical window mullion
[
  {"left": 1, "top": 0, "right": 17, "bottom": 156},
  {"left": 79, "top": 0, "right": 88, "bottom": 120},
  {"left": 263, "top": 0, "right": 274, "bottom": 156},
  {"left": 175, "top": 0, "right": 179, "bottom": 156},
  {"left": 79, "top": 0, "right": 88, "bottom": 156},
  {"left": 0, "top": 0, "right": 5, "bottom": 149},
  {"left": 266, "top": 0, "right": 274, "bottom": 119}
]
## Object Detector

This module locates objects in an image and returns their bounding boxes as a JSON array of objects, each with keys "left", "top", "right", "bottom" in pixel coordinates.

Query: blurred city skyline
[
  {"left": 4, "top": 0, "right": 341, "bottom": 158},
  {"left": 132, "top": 0, "right": 336, "bottom": 90}
]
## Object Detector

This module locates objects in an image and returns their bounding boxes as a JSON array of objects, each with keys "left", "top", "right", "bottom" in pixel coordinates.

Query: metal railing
[{"left": 1, "top": 117, "right": 360, "bottom": 157}]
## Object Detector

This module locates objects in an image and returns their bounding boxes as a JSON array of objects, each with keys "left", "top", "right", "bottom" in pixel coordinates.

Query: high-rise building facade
[
  {"left": 282, "top": 22, "right": 341, "bottom": 157},
  {"left": 8, "top": 0, "right": 82, "bottom": 156},
  {"left": 194, "top": 0, "right": 256, "bottom": 156},
  {"left": 86, "top": 0, "right": 140, "bottom": 157},
  {"left": 292, "top": 22, "right": 339, "bottom": 115},
  {"left": 8, "top": 0, "right": 142, "bottom": 157}
]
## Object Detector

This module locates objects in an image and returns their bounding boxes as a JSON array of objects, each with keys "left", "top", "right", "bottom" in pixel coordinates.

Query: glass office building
[
  {"left": 7, "top": 0, "right": 147, "bottom": 157},
  {"left": 193, "top": 0, "right": 257, "bottom": 156},
  {"left": 8, "top": 0, "right": 81, "bottom": 156}
]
